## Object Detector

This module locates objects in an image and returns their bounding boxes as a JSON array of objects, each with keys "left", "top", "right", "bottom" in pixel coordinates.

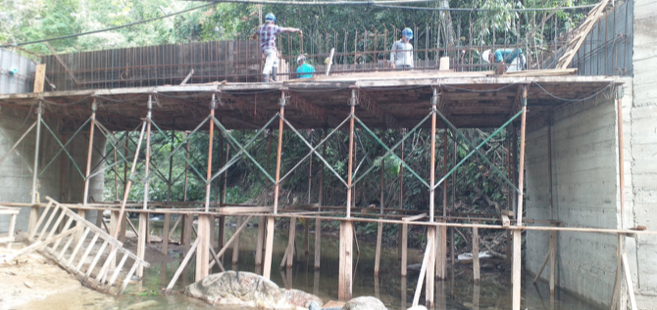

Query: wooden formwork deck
[{"left": 0, "top": 71, "right": 618, "bottom": 131}]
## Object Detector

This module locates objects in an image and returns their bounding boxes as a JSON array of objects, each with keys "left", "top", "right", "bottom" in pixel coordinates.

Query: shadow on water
[{"left": 19, "top": 221, "right": 605, "bottom": 310}]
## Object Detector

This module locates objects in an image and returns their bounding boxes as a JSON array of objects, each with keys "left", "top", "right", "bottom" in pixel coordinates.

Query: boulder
[
  {"left": 184, "top": 271, "right": 322, "bottom": 309},
  {"left": 342, "top": 296, "right": 387, "bottom": 310}
]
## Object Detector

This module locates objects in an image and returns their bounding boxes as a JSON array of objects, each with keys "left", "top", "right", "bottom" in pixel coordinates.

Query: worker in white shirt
[{"left": 390, "top": 28, "right": 414, "bottom": 69}]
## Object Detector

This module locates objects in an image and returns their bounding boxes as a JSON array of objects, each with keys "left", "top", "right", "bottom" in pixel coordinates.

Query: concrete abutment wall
[{"left": 0, "top": 110, "right": 105, "bottom": 233}]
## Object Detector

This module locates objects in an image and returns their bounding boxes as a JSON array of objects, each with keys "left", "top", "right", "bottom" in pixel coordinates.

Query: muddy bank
[{"left": 0, "top": 246, "right": 107, "bottom": 310}]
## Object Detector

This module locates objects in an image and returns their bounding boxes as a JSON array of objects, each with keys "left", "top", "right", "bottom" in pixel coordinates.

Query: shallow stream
[{"left": 17, "top": 221, "right": 604, "bottom": 310}]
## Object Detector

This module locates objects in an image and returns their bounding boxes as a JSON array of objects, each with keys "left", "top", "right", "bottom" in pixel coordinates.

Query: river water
[{"left": 18, "top": 222, "right": 604, "bottom": 310}]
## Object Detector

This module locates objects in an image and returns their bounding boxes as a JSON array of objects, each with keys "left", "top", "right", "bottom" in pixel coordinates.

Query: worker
[
  {"left": 390, "top": 28, "right": 414, "bottom": 70},
  {"left": 296, "top": 55, "right": 315, "bottom": 79},
  {"left": 482, "top": 48, "right": 525, "bottom": 75},
  {"left": 255, "top": 13, "right": 303, "bottom": 82}
]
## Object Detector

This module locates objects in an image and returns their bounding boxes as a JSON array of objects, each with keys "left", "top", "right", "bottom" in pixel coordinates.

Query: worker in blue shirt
[
  {"left": 296, "top": 55, "right": 315, "bottom": 79},
  {"left": 482, "top": 48, "right": 524, "bottom": 75}
]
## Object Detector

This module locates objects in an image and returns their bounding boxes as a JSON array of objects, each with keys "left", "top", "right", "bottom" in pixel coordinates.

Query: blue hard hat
[
  {"left": 265, "top": 13, "right": 276, "bottom": 22},
  {"left": 402, "top": 28, "right": 413, "bottom": 40}
]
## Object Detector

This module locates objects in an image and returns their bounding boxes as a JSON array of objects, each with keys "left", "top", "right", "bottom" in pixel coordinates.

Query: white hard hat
[
  {"left": 482, "top": 49, "right": 491, "bottom": 63},
  {"left": 296, "top": 54, "right": 306, "bottom": 64}
]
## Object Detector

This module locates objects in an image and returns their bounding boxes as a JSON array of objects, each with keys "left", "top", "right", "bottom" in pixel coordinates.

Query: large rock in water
[
  {"left": 342, "top": 296, "right": 387, "bottom": 310},
  {"left": 184, "top": 271, "right": 322, "bottom": 309}
]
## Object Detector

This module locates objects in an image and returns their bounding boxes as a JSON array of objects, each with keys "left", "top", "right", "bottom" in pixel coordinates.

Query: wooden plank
[
  {"left": 472, "top": 222, "right": 480, "bottom": 283},
  {"left": 622, "top": 253, "right": 638, "bottom": 310},
  {"left": 338, "top": 220, "right": 353, "bottom": 301},
  {"left": 166, "top": 238, "right": 200, "bottom": 293},
  {"left": 232, "top": 216, "right": 242, "bottom": 265},
  {"left": 374, "top": 221, "right": 383, "bottom": 276},
  {"left": 402, "top": 213, "right": 427, "bottom": 222},
  {"left": 3, "top": 226, "right": 82, "bottom": 263},
  {"left": 120, "top": 261, "right": 141, "bottom": 294},
  {"left": 67, "top": 227, "right": 91, "bottom": 266},
  {"left": 85, "top": 240, "right": 109, "bottom": 277},
  {"left": 211, "top": 215, "right": 254, "bottom": 264},
  {"left": 255, "top": 217, "right": 265, "bottom": 267},
  {"left": 162, "top": 213, "right": 170, "bottom": 255},
  {"left": 105, "top": 252, "right": 130, "bottom": 292},
  {"left": 51, "top": 217, "right": 74, "bottom": 251},
  {"left": 7, "top": 213, "right": 16, "bottom": 249},
  {"left": 533, "top": 251, "right": 550, "bottom": 284},
  {"left": 557, "top": 0, "right": 610, "bottom": 69},
  {"left": 314, "top": 218, "right": 321, "bottom": 269},
  {"left": 76, "top": 234, "right": 100, "bottom": 271},
  {"left": 512, "top": 230, "right": 522, "bottom": 310},
  {"left": 285, "top": 217, "right": 297, "bottom": 268},
  {"left": 33, "top": 64, "right": 46, "bottom": 93},
  {"left": 37, "top": 204, "right": 60, "bottom": 241},
  {"left": 549, "top": 230, "right": 556, "bottom": 295},
  {"left": 412, "top": 237, "right": 433, "bottom": 307},
  {"left": 263, "top": 217, "right": 275, "bottom": 279},
  {"left": 401, "top": 223, "right": 408, "bottom": 276}
]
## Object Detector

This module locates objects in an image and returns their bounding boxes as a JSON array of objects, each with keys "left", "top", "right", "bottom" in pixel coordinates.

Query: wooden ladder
[
  {"left": 27, "top": 197, "right": 150, "bottom": 295},
  {"left": 556, "top": 0, "right": 611, "bottom": 69}
]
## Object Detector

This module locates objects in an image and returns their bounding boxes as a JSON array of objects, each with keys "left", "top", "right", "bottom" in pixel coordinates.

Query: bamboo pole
[
  {"left": 197, "top": 95, "right": 217, "bottom": 281},
  {"left": 113, "top": 122, "right": 147, "bottom": 239},
  {"left": 398, "top": 128, "right": 405, "bottom": 261},
  {"left": 437, "top": 130, "right": 448, "bottom": 279},
  {"left": 314, "top": 130, "right": 326, "bottom": 270},
  {"left": 473, "top": 220, "right": 480, "bottom": 283},
  {"left": 79, "top": 100, "right": 97, "bottom": 229},
  {"left": 339, "top": 89, "right": 357, "bottom": 301},
  {"left": 137, "top": 96, "right": 153, "bottom": 278},
  {"left": 256, "top": 137, "right": 271, "bottom": 268},
  {"left": 512, "top": 86, "right": 528, "bottom": 310},
  {"left": 374, "top": 156, "right": 384, "bottom": 276},
  {"left": 263, "top": 90, "right": 286, "bottom": 280},
  {"left": 162, "top": 132, "right": 174, "bottom": 255},
  {"left": 425, "top": 88, "right": 439, "bottom": 307}
]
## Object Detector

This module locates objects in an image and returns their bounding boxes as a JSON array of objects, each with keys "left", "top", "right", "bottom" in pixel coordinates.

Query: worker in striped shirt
[
  {"left": 255, "top": 13, "right": 303, "bottom": 82},
  {"left": 390, "top": 28, "right": 414, "bottom": 70}
]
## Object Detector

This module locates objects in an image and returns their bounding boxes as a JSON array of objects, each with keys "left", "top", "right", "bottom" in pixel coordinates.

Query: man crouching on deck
[{"left": 255, "top": 13, "right": 303, "bottom": 82}]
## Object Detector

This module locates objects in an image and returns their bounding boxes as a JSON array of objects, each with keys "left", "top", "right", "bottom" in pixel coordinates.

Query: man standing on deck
[
  {"left": 255, "top": 13, "right": 303, "bottom": 82},
  {"left": 390, "top": 28, "right": 414, "bottom": 70},
  {"left": 296, "top": 55, "right": 315, "bottom": 79},
  {"left": 482, "top": 48, "right": 525, "bottom": 75}
]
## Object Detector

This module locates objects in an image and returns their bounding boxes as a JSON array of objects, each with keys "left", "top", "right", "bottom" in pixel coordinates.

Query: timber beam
[
  {"left": 357, "top": 88, "right": 400, "bottom": 129},
  {"left": 287, "top": 92, "right": 333, "bottom": 127}
]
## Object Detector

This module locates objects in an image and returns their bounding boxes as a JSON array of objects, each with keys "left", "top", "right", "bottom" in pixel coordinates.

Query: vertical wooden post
[
  {"left": 339, "top": 89, "right": 357, "bottom": 301},
  {"left": 305, "top": 133, "right": 312, "bottom": 255},
  {"left": 162, "top": 132, "right": 174, "bottom": 255},
  {"left": 437, "top": 130, "right": 448, "bottom": 279},
  {"left": 314, "top": 130, "right": 326, "bottom": 270},
  {"left": 196, "top": 95, "right": 217, "bottom": 281},
  {"left": 181, "top": 134, "right": 190, "bottom": 246},
  {"left": 255, "top": 137, "right": 271, "bottom": 268},
  {"left": 232, "top": 216, "right": 242, "bottom": 265},
  {"left": 286, "top": 217, "right": 296, "bottom": 268},
  {"left": 264, "top": 90, "right": 286, "bottom": 280},
  {"left": 81, "top": 99, "right": 97, "bottom": 226},
  {"left": 549, "top": 223, "right": 556, "bottom": 296},
  {"left": 401, "top": 222, "right": 408, "bottom": 276},
  {"left": 425, "top": 88, "right": 440, "bottom": 307},
  {"left": 473, "top": 221, "right": 480, "bottom": 283},
  {"left": 398, "top": 129, "right": 405, "bottom": 261},
  {"left": 512, "top": 85, "right": 527, "bottom": 310},
  {"left": 28, "top": 101, "right": 43, "bottom": 233},
  {"left": 219, "top": 144, "right": 230, "bottom": 250},
  {"left": 137, "top": 96, "right": 153, "bottom": 278},
  {"left": 374, "top": 156, "right": 384, "bottom": 276}
]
